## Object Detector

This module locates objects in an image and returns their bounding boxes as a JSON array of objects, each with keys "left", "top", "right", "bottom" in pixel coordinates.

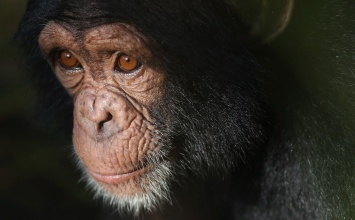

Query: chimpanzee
[{"left": 17, "top": 0, "right": 354, "bottom": 219}]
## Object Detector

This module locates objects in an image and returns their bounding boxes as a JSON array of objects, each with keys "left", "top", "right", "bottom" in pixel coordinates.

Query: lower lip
[{"left": 89, "top": 166, "right": 149, "bottom": 184}]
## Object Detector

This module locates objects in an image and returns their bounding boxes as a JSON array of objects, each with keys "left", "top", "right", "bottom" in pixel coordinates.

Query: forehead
[
  {"left": 40, "top": 21, "right": 143, "bottom": 41},
  {"left": 38, "top": 21, "right": 148, "bottom": 53}
]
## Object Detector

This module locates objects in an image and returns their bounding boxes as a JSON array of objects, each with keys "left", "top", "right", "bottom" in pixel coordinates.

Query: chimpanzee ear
[{"left": 229, "top": 0, "right": 294, "bottom": 45}]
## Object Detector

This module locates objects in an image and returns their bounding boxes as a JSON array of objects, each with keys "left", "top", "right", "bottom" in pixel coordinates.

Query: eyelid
[
  {"left": 46, "top": 47, "right": 63, "bottom": 66},
  {"left": 47, "top": 47, "right": 62, "bottom": 61}
]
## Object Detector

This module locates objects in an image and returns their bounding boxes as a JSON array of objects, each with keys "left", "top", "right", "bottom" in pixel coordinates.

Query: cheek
[{"left": 113, "top": 68, "right": 166, "bottom": 107}]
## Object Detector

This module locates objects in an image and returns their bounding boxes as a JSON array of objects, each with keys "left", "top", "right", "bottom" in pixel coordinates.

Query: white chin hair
[{"left": 78, "top": 159, "right": 174, "bottom": 216}]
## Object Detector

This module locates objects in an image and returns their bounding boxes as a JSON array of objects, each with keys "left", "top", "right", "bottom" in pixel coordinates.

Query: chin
[{"left": 76, "top": 155, "right": 174, "bottom": 215}]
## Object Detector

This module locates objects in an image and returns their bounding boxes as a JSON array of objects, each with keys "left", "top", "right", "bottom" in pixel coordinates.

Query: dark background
[{"left": 0, "top": 1, "right": 112, "bottom": 219}]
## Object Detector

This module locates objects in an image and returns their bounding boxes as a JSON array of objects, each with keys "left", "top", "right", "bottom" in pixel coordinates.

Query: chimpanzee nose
[
  {"left": 90, "top": 109, "right": 113, "bottom": 133},
  {"left": 83, "top": 95, "right": 113, "bottom": 132},
  {"left": 74, "top": 88, "right": 136, "bottom": 138},
  {"left": 97, "top": 112, "right": 113, "bottom": 132}
]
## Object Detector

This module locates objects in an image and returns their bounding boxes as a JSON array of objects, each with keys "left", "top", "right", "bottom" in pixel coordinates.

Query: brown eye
[
  {"left": 116, "top": 54, "right": 140, "bottom": 73},
  {"left": 57, "top": 50, "right": 81, "bottom": 69}
]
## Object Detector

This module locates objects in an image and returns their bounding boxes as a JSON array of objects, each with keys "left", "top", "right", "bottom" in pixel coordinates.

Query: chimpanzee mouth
[{"left": 89, "top": 165, "right": 153, "bottom": 185}]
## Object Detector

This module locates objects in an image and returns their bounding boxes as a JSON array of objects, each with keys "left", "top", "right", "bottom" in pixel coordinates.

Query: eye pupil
[
  {"left": 58, "top": 50, "right": 81, "bottom": 69},
  {"left": 117, "top": 54, "right": 139, "bottom": 72}
]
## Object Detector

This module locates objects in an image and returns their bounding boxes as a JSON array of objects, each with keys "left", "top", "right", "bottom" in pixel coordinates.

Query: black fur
[{"left": 17, "top": 0, "right": 354, "bottom": 219}]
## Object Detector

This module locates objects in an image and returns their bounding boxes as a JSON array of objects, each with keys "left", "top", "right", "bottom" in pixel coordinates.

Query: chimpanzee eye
[
  {"left": 116, "top": 53, "right": 141, "bottom": 73},
  {"left": 56, "top": 50, "right": 82, "bottom": 69}
]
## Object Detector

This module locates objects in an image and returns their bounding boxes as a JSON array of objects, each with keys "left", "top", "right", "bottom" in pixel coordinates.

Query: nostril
[{"left": 97, "top": 113, "right": 113, "bottom": 133}]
